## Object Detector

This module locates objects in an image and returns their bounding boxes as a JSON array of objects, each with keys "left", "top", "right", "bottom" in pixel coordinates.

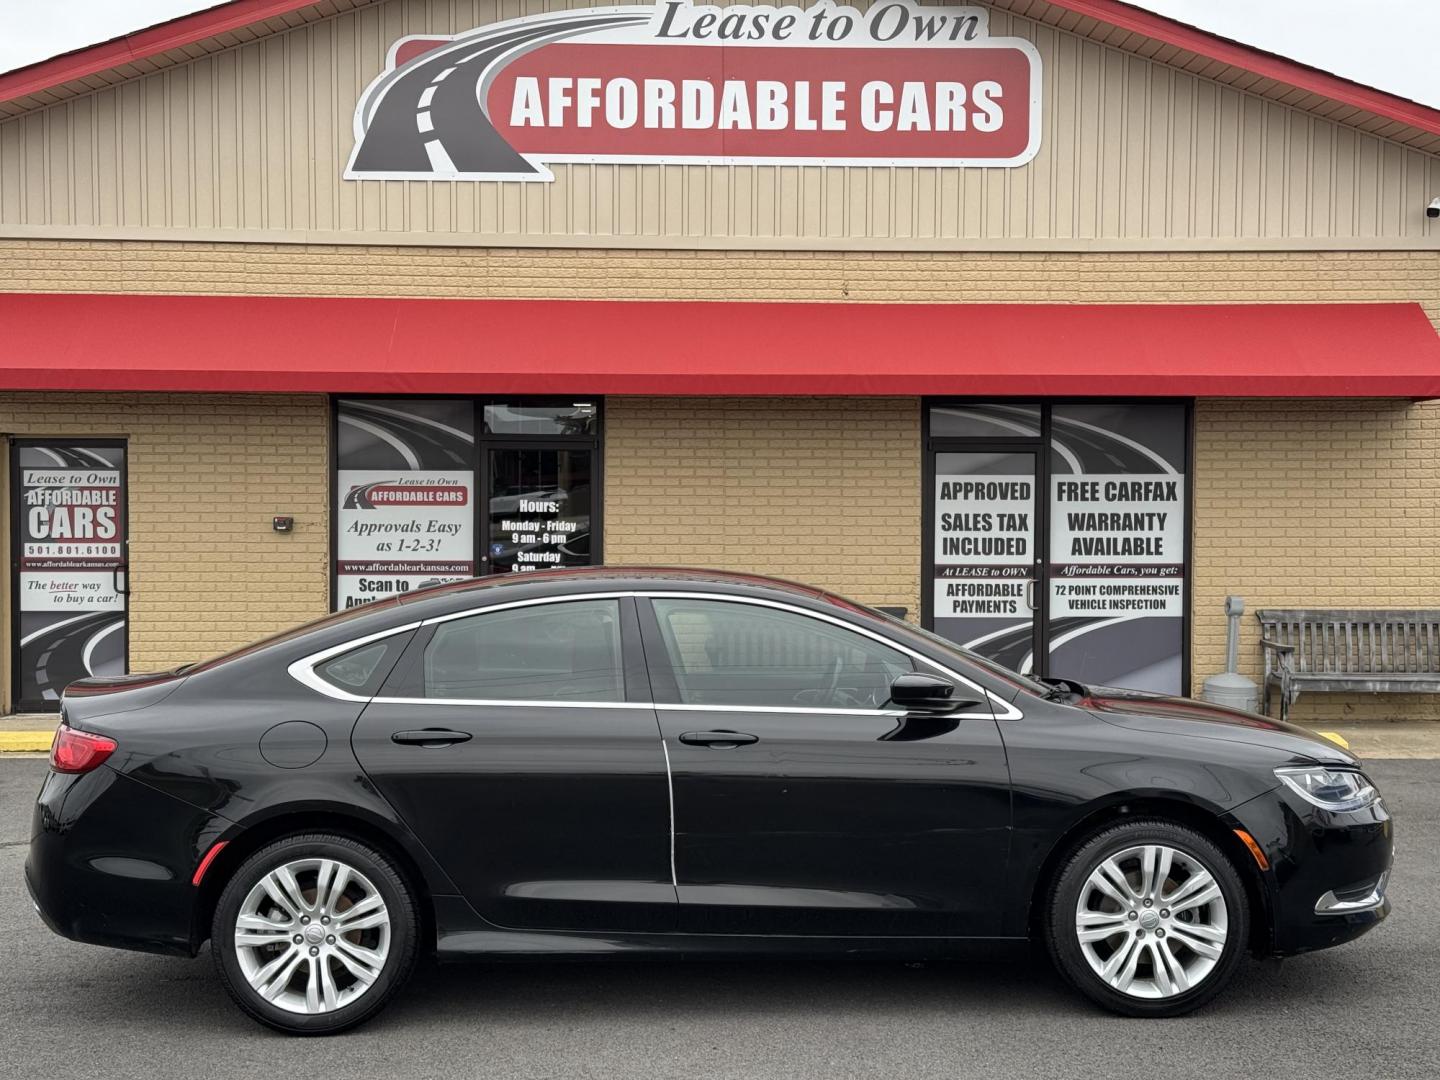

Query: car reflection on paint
[{"left": 26, "top": 567, "right": 1391, "bottom": 1034}]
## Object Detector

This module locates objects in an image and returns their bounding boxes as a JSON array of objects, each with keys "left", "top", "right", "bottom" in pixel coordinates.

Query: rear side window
[
  {"left": 423, "top": 599, "right": 624, "bottom": 702},
  {"left": 315, "top": 636, "right": 407, "bottom": 697}
]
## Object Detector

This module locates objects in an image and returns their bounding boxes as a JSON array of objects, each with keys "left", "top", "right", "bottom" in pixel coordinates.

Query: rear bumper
[
  {"left": 1232, "top": 784, "right": 1393, "bottom": 957},
  {"left": 26, "top": 765, "right": 219, "bottom": 957}
]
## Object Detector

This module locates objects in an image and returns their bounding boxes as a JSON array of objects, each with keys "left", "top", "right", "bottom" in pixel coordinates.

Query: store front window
[
  {"left": 9, "top": 440, "right": 128, "bottom": 709},
  {"left": 333, "top": 398, "right": 600, "bottom": 609},
  {"left": 924, "top": 401, "right": 1190, "bottom": 695}
]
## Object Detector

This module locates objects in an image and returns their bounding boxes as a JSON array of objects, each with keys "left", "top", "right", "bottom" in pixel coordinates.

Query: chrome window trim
[
  {"left": 287, "top": 589, "right": 1022, "bottom": 719},
  {"left": 375, "top": 696, "right": 651, "bottom": 710},
  {"left": 418, "top": 592, "right": 640, "bottom": 627},
  {"left": 288, "top": 594, "right": 635, "bottom": 705},
  {"left": 286, "top": 621, "right": 424, "bottom": 703}
]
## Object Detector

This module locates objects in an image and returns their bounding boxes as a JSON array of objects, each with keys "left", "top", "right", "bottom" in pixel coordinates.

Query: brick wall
[
  {"left": 604, "top": 397, "right": 921, "bottom": 615},
  {"left": 0, "top": 393, "right": 330, "bottom": 699},
  {"left": 1193, "top": 399, "right": 1440, "bottom": 722},
  {"left": 0, "top": 244, "right": 1436, "bottom": 328}
]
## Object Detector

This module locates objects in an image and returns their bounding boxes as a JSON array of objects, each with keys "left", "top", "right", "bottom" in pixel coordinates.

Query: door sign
[
  {"left": 932, "top": 451, "right": 1038, "bottom": 673},
  {"left": 12, "top": 443, "right": 127, "bottom": 707},
  {"left": 1045, "top": 404, "right": 1187, "bottom": 693}
]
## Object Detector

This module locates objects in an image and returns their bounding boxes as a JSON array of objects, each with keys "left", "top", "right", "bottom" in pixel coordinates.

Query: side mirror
[{"left": 888, "top": 673, "right": 981, "bottom": 714}]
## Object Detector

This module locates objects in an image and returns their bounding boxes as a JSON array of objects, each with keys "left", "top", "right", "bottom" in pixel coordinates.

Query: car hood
[{"left": 1082, "top": 685, "right": 1359, "bottom": 767}]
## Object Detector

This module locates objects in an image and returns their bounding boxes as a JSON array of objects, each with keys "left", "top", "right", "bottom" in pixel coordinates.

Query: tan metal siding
[{"left": 0, "top": 1, "right": 1437, "bottom": 248}]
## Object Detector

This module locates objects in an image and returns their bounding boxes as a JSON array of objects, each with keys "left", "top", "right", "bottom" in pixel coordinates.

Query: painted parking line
[{"left": 0, "top": 731, "right": 55, "bottom": 753}]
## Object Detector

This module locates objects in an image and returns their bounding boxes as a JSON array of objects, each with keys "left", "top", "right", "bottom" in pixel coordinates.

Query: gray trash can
[
  {"left": 1201, "top": 670, "right": 1258, "bottom": 713},
  {"left": 1200, "top": 595, "right": 1260, "bottom": 713}
]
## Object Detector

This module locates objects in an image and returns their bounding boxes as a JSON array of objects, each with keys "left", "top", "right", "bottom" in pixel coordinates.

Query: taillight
[{"left": 49, "top": 725, "right": 117, "bottom": 774}]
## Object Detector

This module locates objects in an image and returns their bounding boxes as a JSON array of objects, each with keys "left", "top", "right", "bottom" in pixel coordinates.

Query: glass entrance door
[
  {"left": 10, "top": 440, "right": 128, "bottom": 710},
  {"left": 333, "top": 399, "right": 602, "bottom": 607},
  {"left": 1045, "top": 403, "right": 1187, "bottom": 693},
  {"left": 929, "top": 450, "right": 1042, "bottom": 674},
  {"left": 925, "top": 402, "right": 1191, "bottom": 695},
  {"left": 483, "top": 446, "right": 595, "bottom": 575}
]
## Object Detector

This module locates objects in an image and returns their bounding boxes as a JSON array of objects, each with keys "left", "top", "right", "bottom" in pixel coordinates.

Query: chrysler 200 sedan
[{"left": 27, "top": 568, "right": 1391, "bottom": 1034}]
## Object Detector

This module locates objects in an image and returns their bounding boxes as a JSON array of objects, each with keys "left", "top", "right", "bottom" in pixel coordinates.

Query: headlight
[{"left": 1275, "top": 765, "right": 1378, "bottom": 812}]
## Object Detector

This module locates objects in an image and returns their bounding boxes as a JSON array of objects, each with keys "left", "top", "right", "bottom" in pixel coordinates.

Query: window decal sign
[
  {"left": 14, "top": 445, "right": 127, "bottom": 705},
  {"left": 344, "top": 1, "right": 1042, "bottom": 181},
  {"left": 931, "top": 450, "right": 1038, "bottom": 673},
  {"left": 1046, "top": 404, "right": 1188, "bottom": 695},
  {"left": 335, "top": 400, "right": 476, "bottom": 609}
]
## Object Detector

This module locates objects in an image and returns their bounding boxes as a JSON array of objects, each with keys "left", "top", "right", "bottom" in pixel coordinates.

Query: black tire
[
  {"left": 1044, "top": 819, "right": 1249, "bottom": 1018},
  {"left": 211, "top": 832, "right": 420, "bottom": 1035}
]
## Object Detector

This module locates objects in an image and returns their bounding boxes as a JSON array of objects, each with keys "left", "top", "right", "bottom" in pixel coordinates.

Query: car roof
[
  {"left": 185, "top": 566, "right": 871, "bottom": 683},
  {"left": 396, "top": 565, "right": 829, "bottom": 612}
]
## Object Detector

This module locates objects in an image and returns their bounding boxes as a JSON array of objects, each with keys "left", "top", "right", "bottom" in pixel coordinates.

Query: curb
[{"left": 0, "top": 731, "right": 54, "bottom": 753}]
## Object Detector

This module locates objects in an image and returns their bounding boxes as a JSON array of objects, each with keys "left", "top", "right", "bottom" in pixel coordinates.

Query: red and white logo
[{"left": 345, "top": 1, "right": 1042, "bottom": 181}]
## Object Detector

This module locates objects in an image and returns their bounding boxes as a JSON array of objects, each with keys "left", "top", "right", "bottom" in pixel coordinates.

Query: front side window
[
  {"left": 650, "top": 599, "right": 912, "bottom": 710},
  {"left": 423, "top": 599, "right": 624, "bottom": 702}
]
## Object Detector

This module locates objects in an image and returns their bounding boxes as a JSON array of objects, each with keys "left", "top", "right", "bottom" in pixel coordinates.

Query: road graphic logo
[
  {"left": 342, "top": 480, "right": 471, "bottom": 510},
  {"left": 344, "top": 0, "right": 1042, "bottom": 181}
]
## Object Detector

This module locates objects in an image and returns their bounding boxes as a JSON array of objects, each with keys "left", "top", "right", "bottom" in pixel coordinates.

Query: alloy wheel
[
  {"left": 1073, "top": 843, "right": 1229, "bottom": 1000},
  {"left": 233, "top": 857, "right": 392, "bottom": 1015}
]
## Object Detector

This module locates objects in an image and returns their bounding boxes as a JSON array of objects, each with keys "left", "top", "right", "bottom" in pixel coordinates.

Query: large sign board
[{"left": 345, "top": 1, "right": 1042, "bottom": 181}]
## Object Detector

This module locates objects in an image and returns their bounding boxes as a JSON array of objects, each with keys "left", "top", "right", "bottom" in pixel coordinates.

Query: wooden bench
[{"left": 1257, "top": 609, "right": 1440, "bottom": 721}]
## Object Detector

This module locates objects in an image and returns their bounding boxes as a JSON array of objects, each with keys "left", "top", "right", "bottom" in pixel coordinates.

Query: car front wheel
[
  {"left": 212, "top": 832, "right": 419, "bottom": 1034},
  {"left": 1045, "top": 819, "right": 1249, "bottom": 1017}
]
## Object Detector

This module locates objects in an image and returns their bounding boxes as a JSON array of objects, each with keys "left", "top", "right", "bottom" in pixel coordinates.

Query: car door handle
[
  {"left": 678, "top": 730, "right": 759, "bottom": 748},
  {"left": 391, "top": 729, "right": 472, "bottom": 747}
]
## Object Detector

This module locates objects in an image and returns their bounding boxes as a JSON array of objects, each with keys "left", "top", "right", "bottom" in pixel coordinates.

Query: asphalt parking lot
[{"left": 2, "top": 757, "right": 1437, "bottom": 1080}]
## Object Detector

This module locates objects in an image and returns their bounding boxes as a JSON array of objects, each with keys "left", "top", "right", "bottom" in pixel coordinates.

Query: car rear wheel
[
  {"left": 1045, "top": 819, "right": 1249, "bottom": 1017},
  {"left": 212, "top": 833, "right": 419, "bottom": 1035}
]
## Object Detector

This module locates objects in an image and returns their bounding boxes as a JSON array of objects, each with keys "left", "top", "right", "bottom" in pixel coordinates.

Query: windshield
[{"left": 818, "top": 594, "right": 1054, "bottom": 698}]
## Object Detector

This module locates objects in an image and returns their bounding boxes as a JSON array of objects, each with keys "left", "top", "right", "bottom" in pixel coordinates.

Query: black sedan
[{"left": 26, "top": 568, "right": 1391, "bottom": 1034}]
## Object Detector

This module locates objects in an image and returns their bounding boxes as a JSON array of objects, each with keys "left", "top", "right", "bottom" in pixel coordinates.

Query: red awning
[{"left": 2, "top": 293, "right": 1438, "bottom": 398}]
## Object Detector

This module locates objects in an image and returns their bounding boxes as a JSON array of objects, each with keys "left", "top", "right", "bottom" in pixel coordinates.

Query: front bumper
[
  {"left": 1314, "top": 869, "right": 1389, "bottom": 916},
  {"left": 1232, "top": 782, "right": 1393, "bottom": 957}
]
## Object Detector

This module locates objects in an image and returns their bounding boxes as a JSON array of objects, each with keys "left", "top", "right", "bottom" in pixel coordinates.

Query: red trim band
[{"left": 0, "top": 1, "right": 325, "bottom": 105}]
